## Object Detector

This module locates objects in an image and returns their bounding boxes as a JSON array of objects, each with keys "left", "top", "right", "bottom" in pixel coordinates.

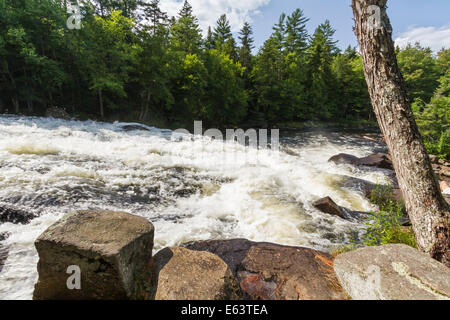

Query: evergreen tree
[
  {"left": 170, "top": 0, "right": 202, "bottom": 54},
  {"left": 306, "top": 20, "right": 339, "bottom": 120},
  {"left": 142, "top": 0, "right": 168, "bottom": 33},
  {"left": 213, "top": 14, "right": 233, "bottom": 48},
  {"left": 205, "top": 26, "right": 215, "bottom": 49},
  {"left": 285, "top": 9, "right": 309, "bottom": 54},
  {"left": 272, "top": 13, "right": 287, "bottom": 50},
  {"left": 238, "top": 22, "right": 254, "bottom": 71}
]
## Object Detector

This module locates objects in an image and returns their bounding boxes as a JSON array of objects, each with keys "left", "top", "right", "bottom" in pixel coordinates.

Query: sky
[{"left": 159, "top": 0, "right": 450, "bottom": 52}]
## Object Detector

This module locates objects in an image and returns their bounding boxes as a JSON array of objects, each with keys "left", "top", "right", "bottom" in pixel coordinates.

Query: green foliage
[
  {"left": 397, "top": 43, "right": 441, "bottom": 102},
  {"left": 0, "top": 1, "right": 447, "bottom": 131},
  {"left": 169, "top": 0, "right": 202, "bottom": 54},
  {"left": 413, "top": 68, "right": 450, "bottom": 160},
  {"left": 358, "top": 185, "right": 417, "bottom": 248}
]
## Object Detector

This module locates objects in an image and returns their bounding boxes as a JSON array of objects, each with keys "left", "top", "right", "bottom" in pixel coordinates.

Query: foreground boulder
[
  {"left": 33, "top": 210, "right": 154, "bottom": 300},
  {"left": 313, "top": 197, "right": 345, "bottom": 219},
  {"left": 184, "top": 239, "right": 349, "bottom": 300},
  {"left": 334, "top": 244, "right": 450, "bottom": 300},
  {"left": 329, "top": 153, "right": 393, "bottom": 170},
  {"left": 151, "top": 247, "right": 242, "bottom": 300}
]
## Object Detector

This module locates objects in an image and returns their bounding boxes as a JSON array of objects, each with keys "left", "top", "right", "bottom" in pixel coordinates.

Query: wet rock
[
  {"left": 329, "top": 153, "right": 393, "bottom": 170},
  {"left": 338, "top": 175, "right": 378, "bottom": 196},
  {"left": 328, "top": 153, "right": 360, "bottom": 165},
  {"left": 119, "top": 124, "right": 152, "bottom": 132},
  {"left": 45, "top": 106, "right": 70, "bottom": 120},
  {"left": 334, "top": 244, "right": 450, "bottom": 300},
  {"left": 0, "top": 205, "right": 36, "bottom": 224},
  {"left": 151, "top": 247, "right": 242, "bottom": 300},
  {"left": 313, "top": 197, "right": 345, "bottom": 219},
  {"left": 184, "top": 239, "right": 349, "bottom": 300},
  {"left": 357, "top": 153, "right": 393, "bottom": 170},
  {"left": 33, "top": 210, "right": 154, "bottom": 300},
  {"left": 0, "top": 232, "right": 10, "bottom": 273}
]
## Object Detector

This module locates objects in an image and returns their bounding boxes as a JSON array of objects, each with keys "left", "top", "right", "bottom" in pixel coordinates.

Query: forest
[{"left": 0, "top": 0, "right": 449, "bottom": 158}]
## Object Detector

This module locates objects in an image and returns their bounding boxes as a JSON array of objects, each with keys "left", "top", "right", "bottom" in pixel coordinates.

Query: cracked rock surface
[{"left": 334, "top": 244, "right": 450, "bottom": 300}]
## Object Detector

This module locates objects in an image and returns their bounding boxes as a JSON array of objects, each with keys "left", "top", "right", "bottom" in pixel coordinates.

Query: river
[{"left": 0, "top": 115, "right": 391, "bottom": 299}]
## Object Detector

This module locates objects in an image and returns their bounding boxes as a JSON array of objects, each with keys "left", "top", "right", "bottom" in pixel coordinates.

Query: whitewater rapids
[{"left": 0, "top": 115, "right": 390, "bottom": 300}]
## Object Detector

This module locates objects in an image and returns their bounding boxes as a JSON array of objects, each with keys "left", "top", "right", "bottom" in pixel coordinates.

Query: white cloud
[
  {"left": 159, "top": 0, "right": 270, "bottom": 34},
  {"left": 395, "top": 25, "right": 450, "bottom": 52}
]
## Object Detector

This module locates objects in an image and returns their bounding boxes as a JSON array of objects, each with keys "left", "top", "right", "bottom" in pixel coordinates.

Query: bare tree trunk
[
  {"left": 143, "top": 90, "right": 151, "bottom": 121},
  {"left": 352, "top": 0, "right": 449, "bottom": 266},
  {"left": 12, "top": 97, "right": 19, "bottom": 114},
  {"left": 98, "top": 89, "right": 104, "bottom": 120}
]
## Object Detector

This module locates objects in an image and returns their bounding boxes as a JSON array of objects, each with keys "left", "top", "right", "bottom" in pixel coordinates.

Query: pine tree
[
  {"left": 285, "top": 9, "right": 309, "bottom": 54},
  {"left": 238, "top": 22, "right": 254, "bottom": 75},
  {"left": 272, "top": 13, "right": 287, "bottom": 50},
  {"left": 142, "top": 0, "right": 168, "bottom": 33},
  {"left": 213, "top": 14, "right": 233, "bottom": 48},
  {"left": 170, "top": 0, "right": 202, "bottom": 54},
  {"left": 205, "top": 26, "right": 215, "bottom": 49},
  {"left": 306, "top": 20, "right": 339, "bottom": 119}
]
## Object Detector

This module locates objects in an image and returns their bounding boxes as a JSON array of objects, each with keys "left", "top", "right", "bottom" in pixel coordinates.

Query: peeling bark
[{"left": 352, "top": 0, "right": 449, "bottom": 266}]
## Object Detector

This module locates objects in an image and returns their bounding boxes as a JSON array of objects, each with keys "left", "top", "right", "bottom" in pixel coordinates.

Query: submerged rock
[
  {"left": 184, "top": 239, "right": 349, "bottom": 300},
  {"left": 33, "top": 210, "right": 154, "bottom": 300},
  {"left": 334, "top": 244, "right": 450, "bottom": 300},
  {"left": 151, "top": 247, "right": 242, "bottom": 300},
  {"left": 0, "top": 205, "right": 36, "bottom": 224},
  {"left": 313, "top": 197, "right": 345, "bottom": 219}
]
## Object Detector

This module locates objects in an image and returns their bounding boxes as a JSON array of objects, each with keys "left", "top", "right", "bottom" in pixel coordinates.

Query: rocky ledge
[{"left": 32, "top": 210, "right": 450, "bottom": 300}]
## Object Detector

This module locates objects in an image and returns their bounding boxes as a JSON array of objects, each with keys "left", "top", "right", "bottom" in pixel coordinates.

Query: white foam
[{"left": 0, "top": 116, "right": 387, "bottom": 299}]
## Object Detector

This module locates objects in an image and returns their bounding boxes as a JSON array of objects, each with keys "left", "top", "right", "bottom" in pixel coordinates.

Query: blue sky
[{"left": 160, "top": 0, "right": 450, "bottom": 52}]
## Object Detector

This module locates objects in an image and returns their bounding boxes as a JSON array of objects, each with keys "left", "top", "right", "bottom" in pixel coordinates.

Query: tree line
[{"left": 0, "top": 0, "right": 448, "bottom": 155}]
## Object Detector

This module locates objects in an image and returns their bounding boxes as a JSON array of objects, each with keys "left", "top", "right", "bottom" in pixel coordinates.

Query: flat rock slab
[
  {"left": 184, "top": 239, "right": 349, "bottom": 300},
  {"left": 334, "top": 244, "right": 450, "bottom": 300},
  {"left": 152, "top": 247, "right": 242, "bottom": 300},
  {"left": 33, "top": 210, "right": 154, "bottom": 300}
]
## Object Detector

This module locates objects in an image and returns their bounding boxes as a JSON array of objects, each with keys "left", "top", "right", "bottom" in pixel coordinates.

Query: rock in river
[
  {"left": 184, "top": 239, "right": 349, "bottom": 300},
  {"left": 0, "top": 205, "right": 36, "bottom": 224},
  {"left": 313, "top": 197, "right": 345, "bottom": 219},
  {"left": 151, "top": 246, "right": 242, "bottom": 300},
  {"left": 329, "top": 153, "right": 393, "bottom": 170},
  {"left": 33, "top": 210, "right": 154, "bottom": 300},
  {"left": 334, "top": 244, "right": 450, "bottom": 300}
]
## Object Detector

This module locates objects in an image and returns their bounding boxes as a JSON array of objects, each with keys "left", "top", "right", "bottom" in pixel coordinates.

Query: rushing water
[{"left": 0, "top": 115, "right": 391, "bottom": 300}]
